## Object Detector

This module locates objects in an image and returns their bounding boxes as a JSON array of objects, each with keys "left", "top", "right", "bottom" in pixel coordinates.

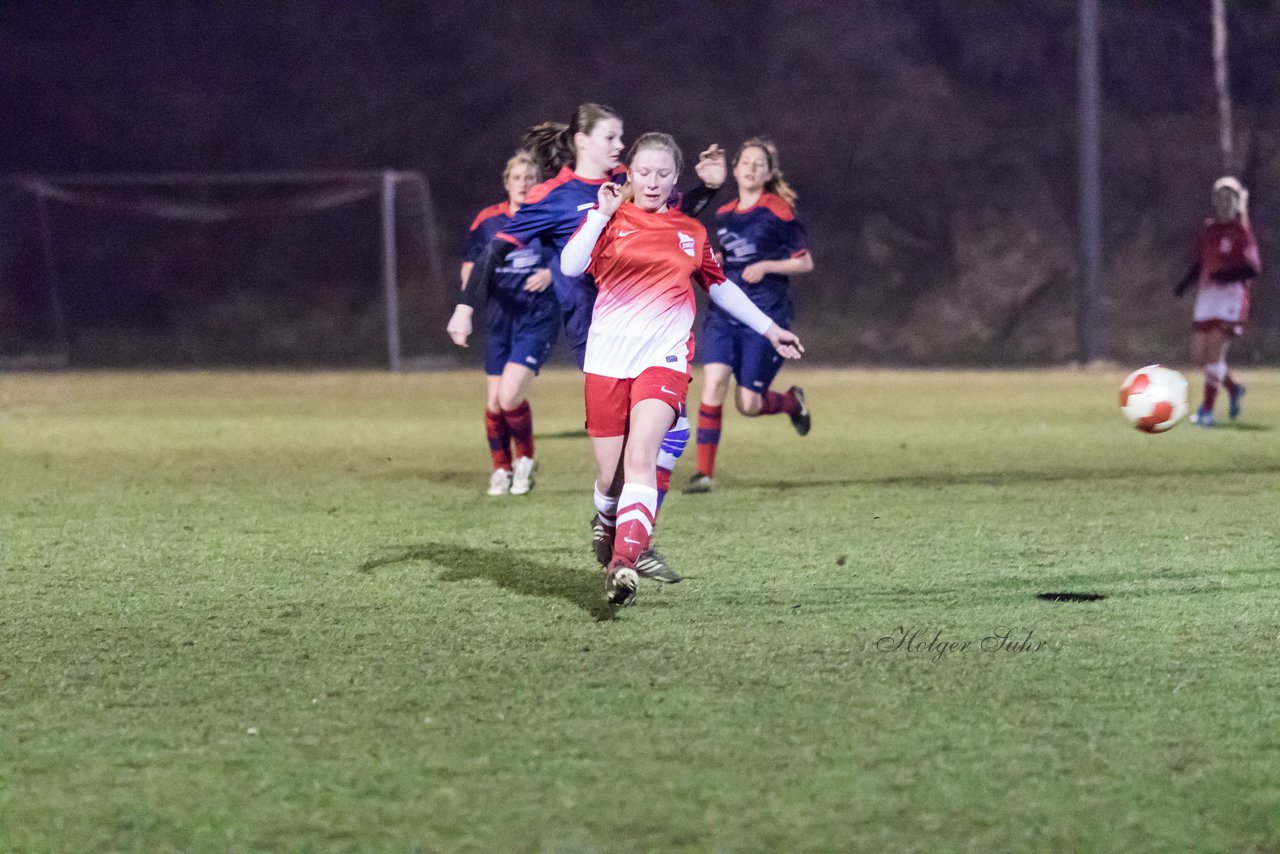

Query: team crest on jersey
[
  {"left": 1219, "top": 237, "right": 1233, "bottom": 253},
  {"left": 677, "top": 231, "right": 696, "bottom": 257}
]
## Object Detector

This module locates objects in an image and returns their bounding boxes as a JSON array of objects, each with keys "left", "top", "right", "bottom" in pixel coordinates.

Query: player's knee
[
  {"left": 497, "top": 391, "right": 525, "bottom": 411},
  {"left": 736, "top": 393, "right": 762, "bottom": 416},
  {"left": 496, "top": 382, "right": 527, "bottom": 411},
  {"left": 624, "top": 442, "right": 659, "bottom": 479},
  {"left": 703, "top": 374, "right": 731, "bottom": 401}
]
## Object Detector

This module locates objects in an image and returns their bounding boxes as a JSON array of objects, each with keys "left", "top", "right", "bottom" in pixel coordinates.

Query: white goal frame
[{"left": 0, "top": 169, "right": 444, "bottom": 370}]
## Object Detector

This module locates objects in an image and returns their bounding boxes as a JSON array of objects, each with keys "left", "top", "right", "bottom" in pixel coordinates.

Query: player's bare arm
[{"left": 742, "top": 253, "right": 815, "bottom": 283}]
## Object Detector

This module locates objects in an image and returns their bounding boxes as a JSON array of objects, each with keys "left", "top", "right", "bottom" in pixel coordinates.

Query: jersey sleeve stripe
[{"left": 468, "top": 202, "right": 508, "bottom": 231}]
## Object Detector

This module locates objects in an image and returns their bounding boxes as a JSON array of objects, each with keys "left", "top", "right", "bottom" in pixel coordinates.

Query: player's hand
[
  {"left": 742, "top": 262, "right": 769, "bottom": 283},
  {"left": 597, "top": 181, "right": 623, "bottom": 217},
  {"left": 765, "top": 324, "right": 803, "bottom": 360},
  {"left": 524, "top": 267, "right": 552, "bottom": 292},
  {"left": 695, "top": 144, "right": 727, "bottom": 189},
  {"left": 446, "top": 304, "right": 474, "bottom": 347}
]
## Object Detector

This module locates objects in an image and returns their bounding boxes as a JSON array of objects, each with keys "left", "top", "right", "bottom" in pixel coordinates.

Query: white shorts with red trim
[{"left": 1193, "top": 281, "right": 1249, "bottom": 330}]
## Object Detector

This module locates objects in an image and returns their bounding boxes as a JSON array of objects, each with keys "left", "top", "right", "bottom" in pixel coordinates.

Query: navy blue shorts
[
  {"left": 484, "top": 288, "right": 559, "bottom": 376},
  {"left": 699, "top": 308, "right": 789, "bottom": 393}
]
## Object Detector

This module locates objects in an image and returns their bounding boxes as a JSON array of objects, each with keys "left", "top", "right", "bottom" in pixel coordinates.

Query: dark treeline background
[{"left": 2, "top": 0, "right": 1278, "bottom": 366}]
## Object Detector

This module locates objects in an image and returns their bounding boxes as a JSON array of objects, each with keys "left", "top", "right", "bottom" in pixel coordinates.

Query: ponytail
[
  {"left": 521, "top": 122, "right": 574, "bottom": 179},
  {"left": 522, "top": 103, "right": 622, "bottom": 179}
]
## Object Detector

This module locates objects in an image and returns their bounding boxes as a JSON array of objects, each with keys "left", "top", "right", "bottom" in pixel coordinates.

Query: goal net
[{"left": 0, "top": 171, "right": 448, "bottom": 369}]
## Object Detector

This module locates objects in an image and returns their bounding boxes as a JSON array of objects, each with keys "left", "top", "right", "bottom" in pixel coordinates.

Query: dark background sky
[{"left": 2, "top": 1, "right": 1278, "bottom": 365}]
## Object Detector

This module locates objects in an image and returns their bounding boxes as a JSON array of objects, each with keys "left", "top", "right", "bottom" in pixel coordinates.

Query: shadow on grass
[
  {"left": 359, "top": 543, "right": 615, "bottom": 621},
  {"left": 735, "top": 461, "right": 1280, "bottom": 492},
  {"left": 1216, "top": 421, "right": 1272, "bottom": 432},
  {"left": 860, "top": 565, "right": 1278, "bottom": 604}
]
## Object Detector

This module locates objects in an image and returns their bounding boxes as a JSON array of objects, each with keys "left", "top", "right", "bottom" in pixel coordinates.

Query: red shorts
[{"left": 584, "top": 367, "right": 690, "bottom": 438}]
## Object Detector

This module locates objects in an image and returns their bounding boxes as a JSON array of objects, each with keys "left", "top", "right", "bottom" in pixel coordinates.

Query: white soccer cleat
[
  {"left": 510, "top": 456, "right": 537, "bottom": 495},
  {"left": 487, "top": 468, "right": 512, "bottom": 496}
]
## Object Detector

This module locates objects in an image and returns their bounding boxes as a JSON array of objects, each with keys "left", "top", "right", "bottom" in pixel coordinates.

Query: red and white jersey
[
  {"left": 1195, "top": 217, "right": 1261, "bottom": 285},
  {"left": 582, "top": 202, "right": 726, "bottom": 378}
]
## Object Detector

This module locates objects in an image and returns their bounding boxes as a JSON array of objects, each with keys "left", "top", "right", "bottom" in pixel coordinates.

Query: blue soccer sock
[{"left": 654, "top": 405, "right": 690, "bottom": 510}]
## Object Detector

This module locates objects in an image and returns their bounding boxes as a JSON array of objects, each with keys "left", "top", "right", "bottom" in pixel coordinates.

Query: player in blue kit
[
  {"left": 448, "top": 104, "right": 628, "bottom": 366},
  {"left": 686, "top": 137, "right": 815, "bottom": 494},
  {"left": 460, "top": 151, "right": 557, "bottom": 496},
  {"left": 447, "top": 103, "right": 726, "bottom": 517}
]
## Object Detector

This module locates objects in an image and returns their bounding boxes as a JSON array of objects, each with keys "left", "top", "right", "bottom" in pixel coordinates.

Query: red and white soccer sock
[
  {"left": 593, "top": 481, "right": 618, "bottom": 533},
  {"left": 485, "top": 408, "right": 512, "bottom": 470},
  {"left": 758, "top": 387, "right": 800, "bottom": 417},
  {"left": 502, "top": 401, "right": 535, "bottom": 459},
  {"left": 695, "top": 404, "right": 723, "bottom": 477},
  {"left": 612, "top": 483, "right": 658, "bottom": 567}
]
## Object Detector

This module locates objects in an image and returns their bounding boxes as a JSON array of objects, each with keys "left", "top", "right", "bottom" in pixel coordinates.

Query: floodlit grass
[{"left": 2, "top": 367, "right": 1278, "bottom": 852}]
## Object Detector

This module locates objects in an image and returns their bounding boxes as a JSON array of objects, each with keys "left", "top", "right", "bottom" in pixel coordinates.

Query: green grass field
[{"left": 2, "top": 367, "right": 1278, "bottom": 852}]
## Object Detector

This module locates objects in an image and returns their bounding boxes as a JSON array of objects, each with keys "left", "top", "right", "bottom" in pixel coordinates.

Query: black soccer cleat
[
  {"left": 634, "top": 548, "right": 682, "bottom": 584},
  {"left": 788, "top": 386, "right": 811, "bottom": 436},
  {"left": 590, "top": 514, "right": 614, "bottom": 567},
  {"left": 683, "top": 472, "right": 715, "bottom": 494}
]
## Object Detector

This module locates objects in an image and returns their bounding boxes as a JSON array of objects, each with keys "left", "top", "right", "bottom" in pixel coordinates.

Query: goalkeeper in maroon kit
[{"left": 1174, "top": 176, "right": 1261, "bottom": 427}]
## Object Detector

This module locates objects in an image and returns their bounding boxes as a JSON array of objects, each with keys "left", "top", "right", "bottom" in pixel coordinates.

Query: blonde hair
[
  {"left": 502, "top": 151, "right": 538, "bottom": 187},
  {"left": 521, "top": 103, "right": 621, "bottom": 178},
  {"left": 627, "top": 132, "right": 684, "bottom": 173},
  {"left": 735, "top": 136, "right": 798, "bottom": 207},
  {"left": 620, "top": 133, "right": 683, "bottom": 205}
]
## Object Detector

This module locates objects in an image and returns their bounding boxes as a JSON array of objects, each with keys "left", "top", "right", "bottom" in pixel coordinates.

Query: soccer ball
[{"left": 1119, "top": 365, "right": 1188, "bottom": 433}]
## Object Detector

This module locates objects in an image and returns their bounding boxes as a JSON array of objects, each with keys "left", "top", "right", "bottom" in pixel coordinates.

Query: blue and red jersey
[
  {"left": 495, "top": 166, "right": 623, "bottom": 305},
  {"left": 496, "top": 166, "right": 621, "bottom": 251},
  {"left": 463, "top": 202, "right": 550, "bottom": 290},
  {"left": 713, "top": 192, "right": 809, "bottom": 323}
]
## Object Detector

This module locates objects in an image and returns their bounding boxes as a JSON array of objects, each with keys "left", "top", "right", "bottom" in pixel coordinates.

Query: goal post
[{"left": 0, "top": 170, "right": 447, "bottom": 369}]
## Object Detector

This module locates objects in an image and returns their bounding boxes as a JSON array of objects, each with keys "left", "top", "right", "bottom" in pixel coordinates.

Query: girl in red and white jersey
[
  {"left": 560, "top": 133, "right": 802, "bottom": 606},
  {"left": 1174, "top": 176, "right": 1262, "bottom": 426}
]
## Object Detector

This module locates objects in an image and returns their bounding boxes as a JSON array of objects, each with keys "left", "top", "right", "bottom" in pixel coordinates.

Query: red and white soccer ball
[{"left": 1119, "top": 365, "right": 1188, "bottom": 433}]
